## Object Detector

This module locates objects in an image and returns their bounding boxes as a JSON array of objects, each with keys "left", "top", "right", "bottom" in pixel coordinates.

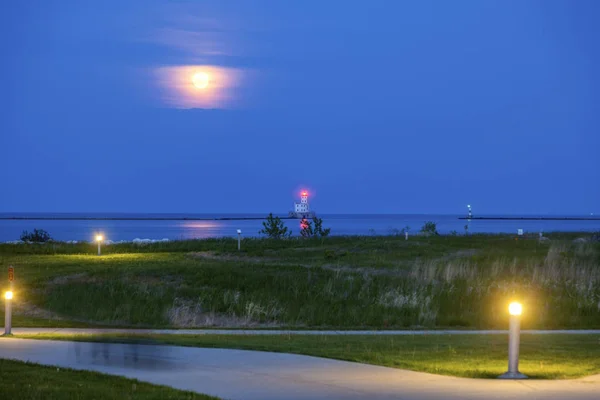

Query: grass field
[
  {"left": 13, "top": 333, "right": 600, "bottom": 379},
  {"left": 0, "top": 358, "right": 218, "bottom": 399},
  {"left": 1, "top": 233, "right": 599, "bottom": 329}
]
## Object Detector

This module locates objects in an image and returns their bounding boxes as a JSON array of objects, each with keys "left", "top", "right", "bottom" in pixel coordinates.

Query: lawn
[
  {"left": 1, "top": 233, "right": 599, "bottom": 329},
  {"left": 13, "top": 333, "right": 600, "bottom": 379},
  {"left": 0, "top": 358, "right": 219, "bottom": 400}
]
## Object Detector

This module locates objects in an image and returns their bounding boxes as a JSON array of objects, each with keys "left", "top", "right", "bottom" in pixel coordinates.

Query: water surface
[{"left": 1, "top": 213, "right": 599, "bottom": 242}]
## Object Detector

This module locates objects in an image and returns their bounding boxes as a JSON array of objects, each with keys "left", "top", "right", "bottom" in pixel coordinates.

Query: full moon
[{"left": 192, "top": 72, "right": 209, "bottom": 89}]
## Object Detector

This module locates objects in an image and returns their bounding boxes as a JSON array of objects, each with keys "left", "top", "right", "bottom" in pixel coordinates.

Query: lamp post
[
  {"left": 499, "top": 302, "right": 528, "bottom": 379},
  {"left": 237, "top": 229, "right": 242, "bottom": 251},
  {"left": 4, "top": 290, "right": 13, "bottom": 335},
  {"left": 96, "top": 234, "right": 103, "bottom": 256}
]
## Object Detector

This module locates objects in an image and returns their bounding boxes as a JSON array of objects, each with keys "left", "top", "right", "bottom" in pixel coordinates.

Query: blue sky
[{"left": 1, "top": 0, "right": 598, "bottom": 214}]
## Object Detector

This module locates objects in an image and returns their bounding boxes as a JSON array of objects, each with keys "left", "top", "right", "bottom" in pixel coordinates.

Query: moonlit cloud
[
  {"left": 150, "top": 28, "right": 231, "bottom": 58},
  {"left": 153, "top": 65, "right": 245, "bottom": 109},
  {"left": 134, "top": 3, "right": 256, "bottom": 109}
]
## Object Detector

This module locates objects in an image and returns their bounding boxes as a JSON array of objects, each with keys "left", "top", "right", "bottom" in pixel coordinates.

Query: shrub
[
  {"left": 313, "top": 217, "right": 331, "bottom": 238},
  {"left": 300, "top": 217, "right": 331, "bottom": 238},
  {"left": 259, "top": 213, "right": 291, "bottom": 239},
  {"left": 300, "top": 218, "right": 314, "bottom": 238},
  {"left": 20, "top": 229, "right": 52, "bottom": 243},
  {"left": 420, "top": 221, "right": 438, "bottom": 235}
]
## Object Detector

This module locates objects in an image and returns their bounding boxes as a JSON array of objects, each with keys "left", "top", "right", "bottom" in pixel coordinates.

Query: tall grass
[{"left": 1, "top": 235, "right": 599, "bottom": 329}]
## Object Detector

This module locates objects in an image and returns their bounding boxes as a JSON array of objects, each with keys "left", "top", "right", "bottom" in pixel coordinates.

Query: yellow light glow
[
  {"left": 153, "top": 65, "right": 245, "bottom": 109},
  {"left": 5, "top": 291, "right": 13, "bottom": 300},
  {"left": 192, "top": 72, "right": 209, "bottom": 89},
  {"left": 509, "top": 302, "right": 522, "bottom": 316},
  {"left": 96, "top": 235, "right": 103, "bottom": 242}
]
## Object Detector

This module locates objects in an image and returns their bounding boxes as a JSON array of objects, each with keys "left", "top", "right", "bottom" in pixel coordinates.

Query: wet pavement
[{"left": 1, "top": 338, "right": 599, "bottom": 400}]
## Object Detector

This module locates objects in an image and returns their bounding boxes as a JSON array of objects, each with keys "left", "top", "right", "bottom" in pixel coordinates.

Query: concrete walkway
[
  {"left": 1, "top": 338, "right": 599, "bottom": 400},
  {"left": 7, "top": 327, "right": 600, "bottom": 335}
]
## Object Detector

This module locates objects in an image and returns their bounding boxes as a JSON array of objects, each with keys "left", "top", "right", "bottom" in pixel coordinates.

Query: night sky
[{"left": 1, "top": 1, "right": 598, "bottom": 215}]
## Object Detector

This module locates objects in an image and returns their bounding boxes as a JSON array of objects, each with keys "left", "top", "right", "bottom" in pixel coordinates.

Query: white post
[
  {"left": 508, "top": 315, "right": 520, "bottom": 373},
  {"left": 237, "top": 230, "right": 242, "bottom": 251},
  {"left": 4, "top": 281, "right": 12, "bottom": 336},
  {"left": 4, "top": 295, "right": 11, "bottom": 335},
  {"left": 405, "top": 232, "right": 408, "bottom": 240},
  {"left": 499, "top": 303, "right": 527, "bottom": 379},
  {"left": 98, "top": 241, "right": 101, "bottom": 256}
]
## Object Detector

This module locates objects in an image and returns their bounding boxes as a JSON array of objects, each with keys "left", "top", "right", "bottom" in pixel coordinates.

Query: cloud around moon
[{"left": 153, "top": 65, "right": 246, "bottom": 109}]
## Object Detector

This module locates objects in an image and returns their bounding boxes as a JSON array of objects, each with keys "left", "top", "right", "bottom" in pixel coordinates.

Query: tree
[
  {"left": 313, "top": 216, "right": 331, "bottom": 237},
  {"left": 20, "top": 229, "right": 52, "bottom": 243},
  {"left": 420, "top": 221, "right": 438, "bottom": 235},
  {"left": 259, "top": 213, "right": 291, "bottom": 239},
  {"left": 300, "top": 217, "right": 330, "bottom": 238},
  {"left": 300, "top": 218, "right": 314, "bottom": 238}
]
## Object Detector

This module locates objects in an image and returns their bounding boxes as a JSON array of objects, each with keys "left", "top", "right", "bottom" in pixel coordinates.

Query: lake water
[{"left": 1, "top": 213, "right": 599, "bottom": 242}]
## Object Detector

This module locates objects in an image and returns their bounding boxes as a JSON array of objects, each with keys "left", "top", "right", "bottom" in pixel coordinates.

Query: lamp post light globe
[
  {"left": 509, "top": 302, "right": 522, "bottom": 316},
  {"left": 4, "top": 291, "right": 13, "bottom": 300}
]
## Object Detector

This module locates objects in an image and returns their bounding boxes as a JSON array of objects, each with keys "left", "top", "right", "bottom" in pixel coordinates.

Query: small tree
[
  {"left": 300, "top": 217, "right": 331, "bottom": 238},
  {"left": 420, "top": 221, "right": 438, "bottom": 235},
  {"left": 20, "top": 229, "right": 52, "bottom": 243},
  {"left": 300, "top": 218, "right": 314, "bottom": 238},
  {"left": 313, "top": 216, "right": 331, "bottom": 237},
  {"left": 259, "top": 213, "right": 291, "bottom": 239}
]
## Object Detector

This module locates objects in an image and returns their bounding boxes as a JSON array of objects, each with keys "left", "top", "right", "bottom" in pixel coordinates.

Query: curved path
[
  {"left": 8, "top": 327, "right": 600, "bottom": 335},
  {"left": 1, "top": 338, "right": 599, "bottom": 400}
]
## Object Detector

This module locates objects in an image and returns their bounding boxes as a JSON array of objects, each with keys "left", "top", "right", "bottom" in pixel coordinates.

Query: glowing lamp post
[
  {"left": 237, "top": 229, "right": 242, "bottom": 251},
  {"left": 4, "top": 291, "right": 13, "bottom": 335},
  {"left": 96, "top": 234, "right": 103, "bottom": 256},
  {"left": 499, "top": 302, "right": 528, "bottom": 379},
  {"left": 4, "top": 266, "right": 15, "bottom": 335}
]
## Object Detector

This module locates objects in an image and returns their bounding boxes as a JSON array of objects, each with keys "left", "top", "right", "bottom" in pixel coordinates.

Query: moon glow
[{"left": 192, "top": 72, "right": 209, "bottom": 89}]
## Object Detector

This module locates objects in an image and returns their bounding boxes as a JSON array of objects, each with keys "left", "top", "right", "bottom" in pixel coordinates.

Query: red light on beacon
[{"left": 301, "top": 191, "right": 308, "bottom": 197}]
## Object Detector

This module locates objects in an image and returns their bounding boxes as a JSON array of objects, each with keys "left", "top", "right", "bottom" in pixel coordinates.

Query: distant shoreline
[
  {"left": 0, "top": 217, "right": 286, "bottom": 221},
  {"left": 0, "top": 216, "right": 598, "bottom": 221},
  {"left": 459, "top": 217, "right": 599, "bottom": 221}
]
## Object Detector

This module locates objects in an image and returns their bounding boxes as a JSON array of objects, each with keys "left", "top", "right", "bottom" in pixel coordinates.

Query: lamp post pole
[
  {"left": 499, "top": 302, "right": 528, "bottom": 379},
  {"left": 4, "top": 290, "right": 12, "bottom": 335},
  {"left": 96, "top": 235, "right": 103, "bottom": 256},
  {"left": 4, "top": 266, "right": 14, "bottom": 335},
  {"left": 237, "top": 230, "right": 242, "bottom": 251}
]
